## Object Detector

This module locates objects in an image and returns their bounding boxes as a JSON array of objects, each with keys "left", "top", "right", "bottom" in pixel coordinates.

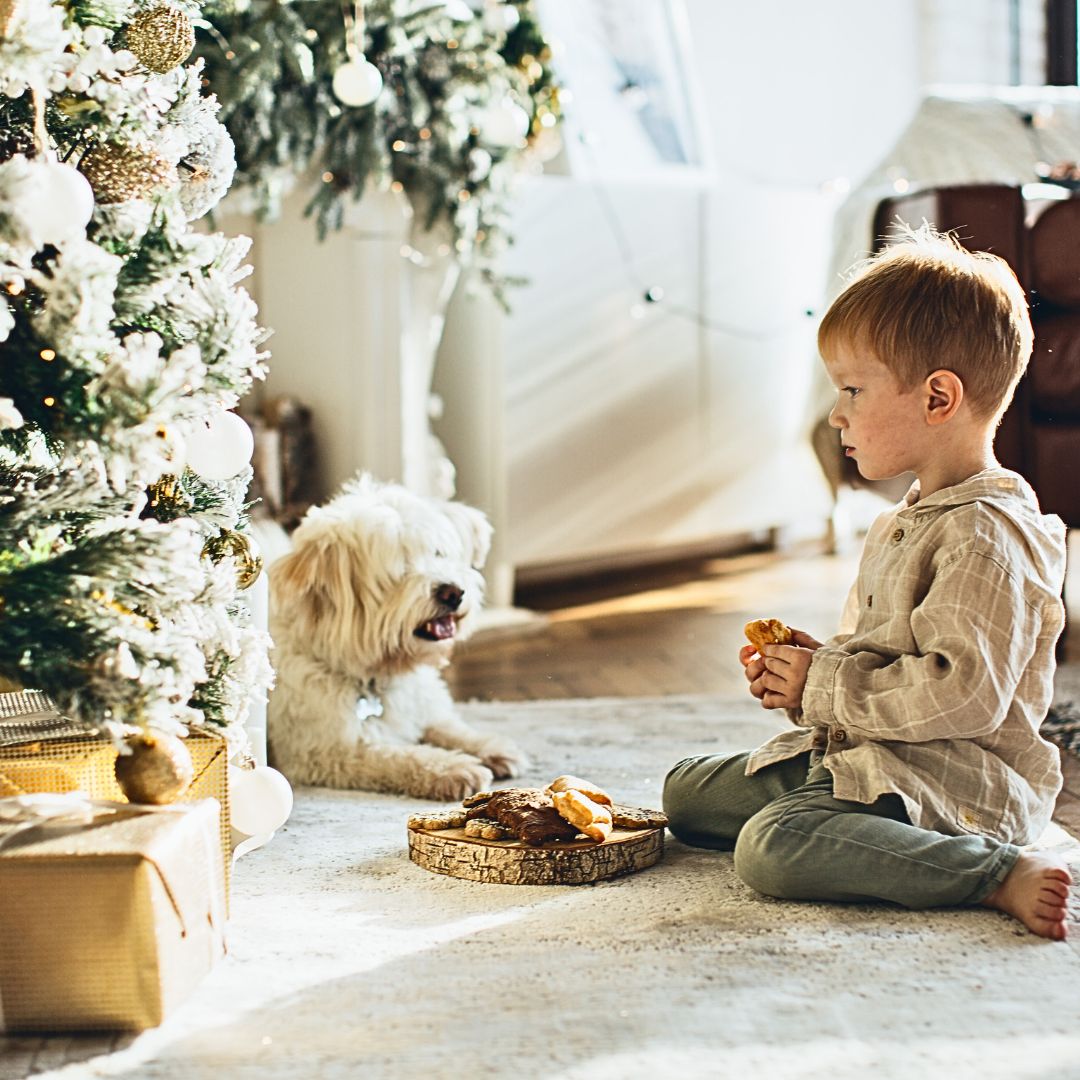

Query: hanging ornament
[
  {"left": 114, "top": 731, "right": 195, "bottom": 805},
  {"left": 478, "top": 98, "right": 530, "bottom": 148},
  {"left": 332, "top": 59, "right": 383, "bottom": 107},
  {"left": 14, "top": 158, "right": 95, "bottom": 242},
  {"left": 183, "top": 409, "right": 254, "bottom": 480},
  {"left": 144, "top": 473, "right": 194, "bottom": 519},
  {"left": 124, "top": 5, "right": 195, "bottom": 73},
  {"left": 228, "top": 763, "right": 294, "bottom": 836},
  {"left": 78, "top": 141, "right": 176, "bottom": 203},
  {"left": 202, "top": 528, "right": 264, "bottom": 590},
  {"left": 332, "top": 0, "right": 382, "bottom": 107}
]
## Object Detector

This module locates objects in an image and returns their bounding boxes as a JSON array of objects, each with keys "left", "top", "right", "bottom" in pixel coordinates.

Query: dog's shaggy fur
[{"left": 267, "top": 475, "right": 527, "bottom": 800}]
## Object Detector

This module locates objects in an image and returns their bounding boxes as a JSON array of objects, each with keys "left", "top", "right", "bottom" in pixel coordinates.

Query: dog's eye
[{"left": 434, "top": 550, "right": 446, "bottom": 559}]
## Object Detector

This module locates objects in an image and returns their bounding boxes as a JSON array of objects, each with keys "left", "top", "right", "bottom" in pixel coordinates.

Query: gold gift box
[
  {"left": 0, "top": 692, "right": 232, "bottom": 903},
  {"left": 0, "top": 797, "right": 226, "bottom": 1032}
]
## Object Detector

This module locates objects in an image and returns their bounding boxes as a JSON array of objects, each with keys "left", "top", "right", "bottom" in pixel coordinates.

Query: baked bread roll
[
  {"left": 546, "top": 774, "right": 612, "bottom": 806},
  {"left": 744, "top": 618, "right": 793, "bottom": 654},
  {"left": 551, "top": 789, "right": 613, "bottom": 844}
]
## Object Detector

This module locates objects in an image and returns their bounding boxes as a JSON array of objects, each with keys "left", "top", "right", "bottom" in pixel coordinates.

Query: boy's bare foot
[{"left": 980, "top": 852, "right": 1073, "bottom": 940}]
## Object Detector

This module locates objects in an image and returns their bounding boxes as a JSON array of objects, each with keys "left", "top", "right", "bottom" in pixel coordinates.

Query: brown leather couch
[{"left": 871, "top": 183, "right": 1080, "bottom": 529}]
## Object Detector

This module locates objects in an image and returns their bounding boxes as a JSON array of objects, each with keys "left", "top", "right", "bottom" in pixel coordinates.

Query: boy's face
[{"left": 823, "top": 340, "right": 928, "bottom": 482}]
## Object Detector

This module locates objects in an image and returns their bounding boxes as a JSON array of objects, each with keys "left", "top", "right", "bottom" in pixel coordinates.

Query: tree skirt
[{"left": 3, "top": 695, "right": 1080, "bottom": 1080}]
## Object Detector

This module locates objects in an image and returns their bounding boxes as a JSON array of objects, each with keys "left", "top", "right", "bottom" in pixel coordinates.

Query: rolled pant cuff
[{"left": 966, "top": 841, "right": 1022, "bottom": 904}]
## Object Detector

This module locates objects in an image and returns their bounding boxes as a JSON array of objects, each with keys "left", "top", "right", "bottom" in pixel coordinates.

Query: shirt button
[
  {"left": 831, "top": 728, "right": 847, "bottom": 743},
  {"left": 891, "top": 528, "right": 905, "bottom": 542}
]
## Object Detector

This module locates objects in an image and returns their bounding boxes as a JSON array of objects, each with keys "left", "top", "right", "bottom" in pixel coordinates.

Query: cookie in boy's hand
[{"left": 744, "top": 618, "right": 793, "bottom": 654}]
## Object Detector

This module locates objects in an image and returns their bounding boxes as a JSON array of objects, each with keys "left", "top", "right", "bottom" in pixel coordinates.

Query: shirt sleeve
[{"left": 801, "top": 550, "right": 1040, "bottom": 743}]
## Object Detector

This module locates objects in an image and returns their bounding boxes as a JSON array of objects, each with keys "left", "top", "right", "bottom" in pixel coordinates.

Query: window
[{"left": 1046, "top": 0, "right": 1078, "bottom": 83}]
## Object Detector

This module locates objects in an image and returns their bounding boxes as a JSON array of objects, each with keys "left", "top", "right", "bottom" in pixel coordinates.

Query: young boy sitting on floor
[{"left": 663, "top": 225, "right": 1073, "bottom": 940}]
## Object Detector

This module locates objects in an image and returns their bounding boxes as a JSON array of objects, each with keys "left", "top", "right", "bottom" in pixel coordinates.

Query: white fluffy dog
[{"left": 267, "top": 474, "right": 527, "bottom": 799}]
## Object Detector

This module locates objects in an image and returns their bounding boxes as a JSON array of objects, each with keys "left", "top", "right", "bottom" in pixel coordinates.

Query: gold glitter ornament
[
  {"left": 79, "top": 142, "right": 176, "bottom": 203},
  {"left": 144, "top": 474, "right": 194, "bottom": 519},
  {"left": 115, "top": 730, "right": 195, "bottom": 804},
  {"left": 202, "top": 528, "right": 264, "bottom": 590},
  {"left": 125, "top": 5, "right": 194, "bottom": 73}
]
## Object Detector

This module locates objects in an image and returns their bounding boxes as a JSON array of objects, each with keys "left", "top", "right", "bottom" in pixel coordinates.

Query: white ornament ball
[
  {"left": 19, "top": 161, "right": 95, "bottom": 244},
  {"left": 483, "top": 3, "right": 520, "bottom": 33},
  {"left": 184, "top": 410, "right": 254, "bottom": 480},
  {"left": 229, "top": 765, "right": 294, "bottom": 836},
  {"left": 478, "top": 99, "right": 530, "bottom": 148},
  {"left": 332, "top": 58, "right": 383, "bottom": 107}
]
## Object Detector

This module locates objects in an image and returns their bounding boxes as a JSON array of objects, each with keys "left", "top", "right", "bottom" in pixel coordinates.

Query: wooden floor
[{"left": 449, "top": 542, "right": 861, "bottom": 702}]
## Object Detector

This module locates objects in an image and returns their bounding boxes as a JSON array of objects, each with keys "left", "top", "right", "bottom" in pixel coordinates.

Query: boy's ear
[{"left": 924, "top": 369, "right": 964, "bottom": 425}]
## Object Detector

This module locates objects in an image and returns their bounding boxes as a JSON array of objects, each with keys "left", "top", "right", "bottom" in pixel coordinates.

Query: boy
[{"left": 663, "top": 226, "right": 1073, "bottom": 940}]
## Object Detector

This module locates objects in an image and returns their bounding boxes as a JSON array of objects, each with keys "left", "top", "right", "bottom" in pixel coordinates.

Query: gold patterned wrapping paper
[
  {"left": 0, "top": 798, "right": 226, "bottom": 1032},
  {"left": 0, "top": 691, "right": 232, "bottom": 903}
]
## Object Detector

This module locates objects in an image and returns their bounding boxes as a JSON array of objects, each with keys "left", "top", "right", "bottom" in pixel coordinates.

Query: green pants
[{"left": 662, "top": 751, "right": 1020, "bottom": 909}]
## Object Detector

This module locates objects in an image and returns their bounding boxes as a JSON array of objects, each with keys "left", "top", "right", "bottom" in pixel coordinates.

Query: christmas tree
[
  {"left": 195, "top": 0, "right": 562, "bottom": 302},
  {"left": 0, "top": 0, "right": 272, "bottom": 748}
]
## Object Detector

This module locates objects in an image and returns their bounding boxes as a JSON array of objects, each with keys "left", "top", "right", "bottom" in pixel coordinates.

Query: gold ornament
[
  {"left": 114, "top": 731, "right": 195, "bottom": 805},
  {"left": 79, "top": 142, "right": 176, "bottom": 203},
  {"left": 0, "top": 0, "right": 21, "bottom": 40},
  {"left": 125, "top": 5, "right": 195, "bottom": 73},
  {"left": 202, "top": 528, "right": 264, "bottom": 590},
  {"left": 144, "top": 474, "right": 194, "bottom": 519}
]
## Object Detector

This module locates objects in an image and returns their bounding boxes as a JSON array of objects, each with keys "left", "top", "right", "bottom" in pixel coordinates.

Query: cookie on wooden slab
[
  {"left": 546, "top": 774, "right": 612, "bottom": 805},
  {"left": 551, "top": 789, "right": 613, "bottom": 844},
  {"left": 610, "top": 804, "right": 669, "bottom": 829}
]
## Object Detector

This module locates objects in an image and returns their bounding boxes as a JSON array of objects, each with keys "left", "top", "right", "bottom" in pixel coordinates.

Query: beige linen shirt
[{"left": 746, "top": 469, "right": 1065, "bottom": 845}]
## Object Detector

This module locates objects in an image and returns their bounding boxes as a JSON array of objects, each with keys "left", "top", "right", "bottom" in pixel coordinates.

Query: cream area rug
[{"left": 3, "top": 695, "right": 1080, "bottom": 1080}]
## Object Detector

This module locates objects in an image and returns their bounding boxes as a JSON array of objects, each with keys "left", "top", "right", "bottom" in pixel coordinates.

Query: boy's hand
[{"left": 739, "top": 629, "right": 822, "bottom": 711}]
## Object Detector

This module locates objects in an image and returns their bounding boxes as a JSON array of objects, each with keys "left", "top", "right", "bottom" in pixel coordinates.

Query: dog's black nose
[{"left": 435, "top": 584, "right": 463, "bottom": 611}]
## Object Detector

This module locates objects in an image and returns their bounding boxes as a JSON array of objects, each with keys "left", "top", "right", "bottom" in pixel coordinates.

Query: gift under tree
[{"left": 0, "top": 0, "right": 274, "bottom": 801}]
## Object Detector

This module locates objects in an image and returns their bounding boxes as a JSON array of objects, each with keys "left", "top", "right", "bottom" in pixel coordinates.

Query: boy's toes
[
  {"left": 1041, "top": 880, "right": 1071, "bottom": 900},
  {"left": 1036, "top": 897, "right": 1067, "bottom": 920}
]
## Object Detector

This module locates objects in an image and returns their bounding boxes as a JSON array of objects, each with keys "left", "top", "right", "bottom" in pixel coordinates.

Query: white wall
[{"left": 437, "top": 1, "right": 927, "bottom": 575}]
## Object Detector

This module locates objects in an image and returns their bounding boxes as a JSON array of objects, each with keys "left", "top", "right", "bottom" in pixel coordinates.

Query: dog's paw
[
  {"left": 425, "top": 758, "right": 494, "bottom": 802},
  {"left": 478, "top": 739, "right": 529, "bottom": 780}
]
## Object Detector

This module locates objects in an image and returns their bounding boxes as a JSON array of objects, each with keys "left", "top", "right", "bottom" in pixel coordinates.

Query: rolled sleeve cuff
[{"left": 803, "top": 647, "right": 843, "bottom": 728}]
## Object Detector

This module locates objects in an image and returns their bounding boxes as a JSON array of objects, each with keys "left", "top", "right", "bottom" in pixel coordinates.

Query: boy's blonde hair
[{"left": 818, "top": 224, "right": 1034, "bottom": 420}]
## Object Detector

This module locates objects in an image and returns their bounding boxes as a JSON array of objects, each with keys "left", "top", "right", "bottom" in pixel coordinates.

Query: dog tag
[{"left": 355, "top": 695, "right": 384, "bottom": 722}]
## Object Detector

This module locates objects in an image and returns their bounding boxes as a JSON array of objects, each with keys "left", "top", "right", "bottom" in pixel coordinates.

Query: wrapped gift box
[
  {"left": 0, "top": 691, "right": 232, "bottom": 902},
  {"left": 0, "top": 796, "right": 226, "bottom": 1032}
]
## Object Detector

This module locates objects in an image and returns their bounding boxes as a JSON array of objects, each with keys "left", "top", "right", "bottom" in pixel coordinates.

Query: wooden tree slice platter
[{"left": 408, "top": 821, "right": 665, "bottom": 885}]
